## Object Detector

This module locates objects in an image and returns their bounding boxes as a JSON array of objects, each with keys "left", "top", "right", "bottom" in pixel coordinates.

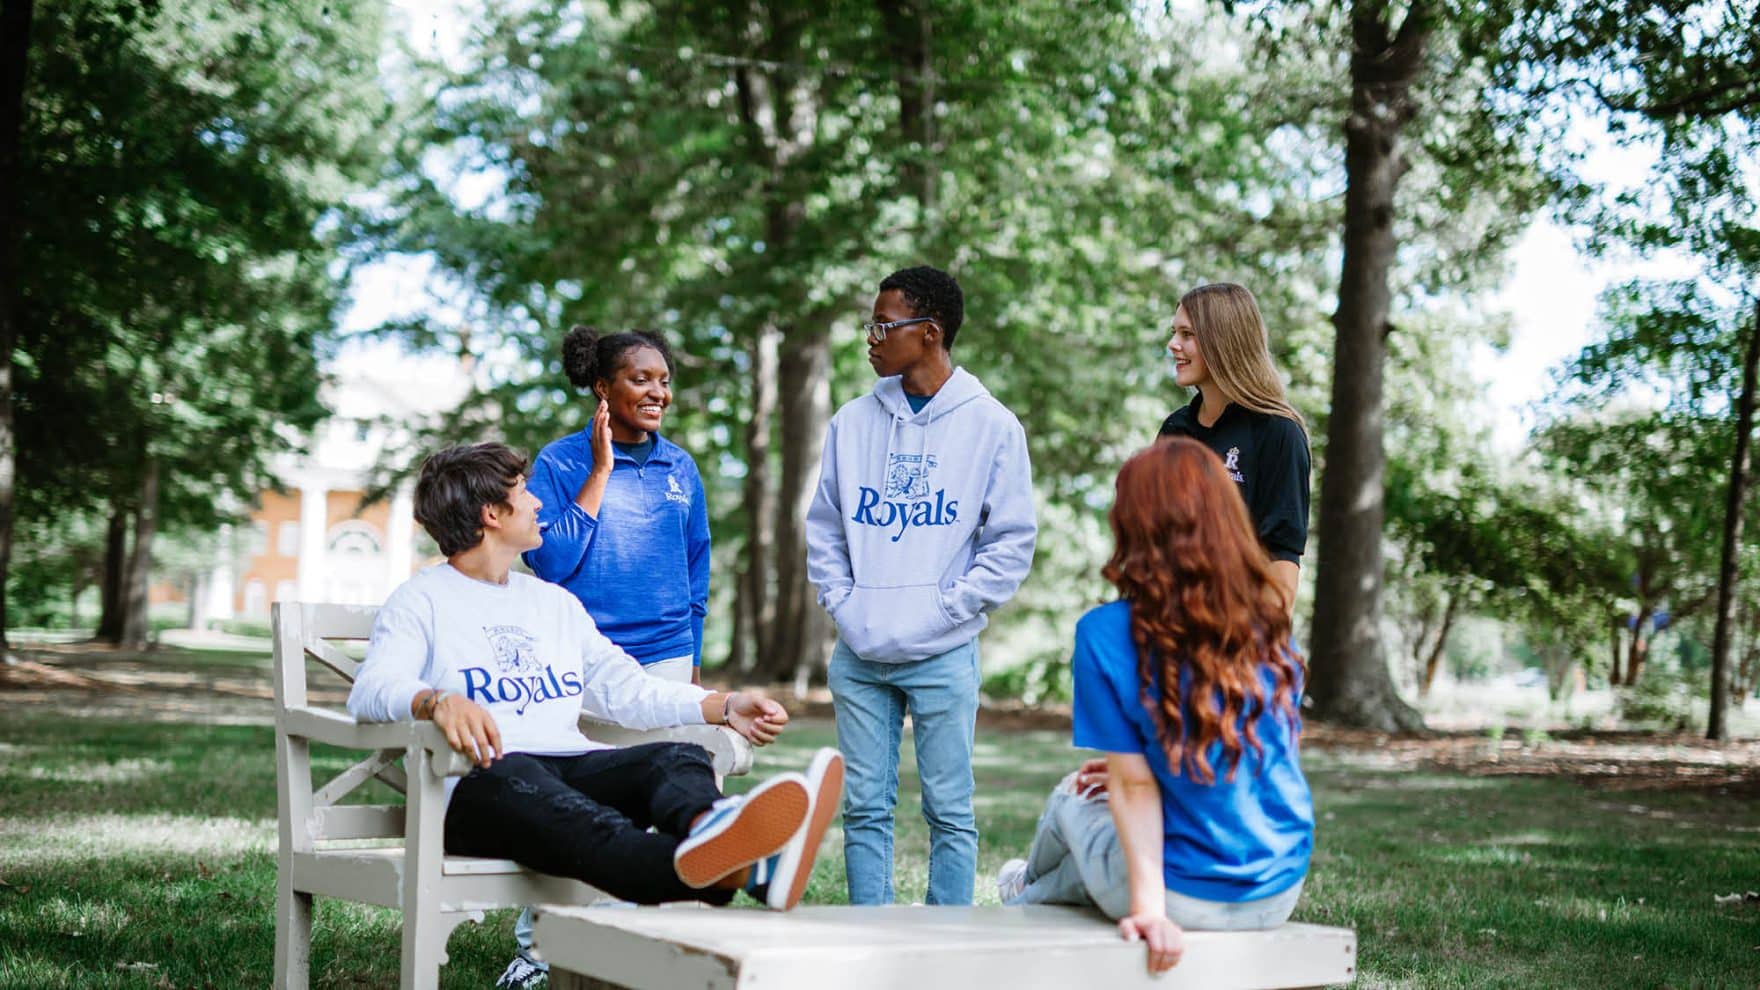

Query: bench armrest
[
  {"left": 580, "top": 719, "right": 754, "bottom": 778},
  {"left": 281, "top": 706, "right": 479, "bottom": 778},
  {"left": 282, "top": 707, "right": 751, "bottom": 779},
  {"left": 283, "top": 706, "right": 417, "bottom": 749}
]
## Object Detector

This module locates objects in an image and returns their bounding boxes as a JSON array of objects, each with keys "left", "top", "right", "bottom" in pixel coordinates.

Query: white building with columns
[{"left": 195, "top": 350, "right": 472, "bottom": 625}]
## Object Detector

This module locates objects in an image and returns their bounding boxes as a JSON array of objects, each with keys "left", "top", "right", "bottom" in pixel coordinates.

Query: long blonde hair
[{"left": 1178, "top": 283, "right": 1306, "bottom": 436}]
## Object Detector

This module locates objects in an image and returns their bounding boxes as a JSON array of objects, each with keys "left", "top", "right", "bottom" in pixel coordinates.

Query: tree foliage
[{"left": 8, "top": 0, "right": 389, "bottom": 645}]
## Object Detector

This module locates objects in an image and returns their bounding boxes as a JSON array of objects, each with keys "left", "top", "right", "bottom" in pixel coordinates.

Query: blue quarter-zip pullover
[{"left": 523, "top": 430, "right": 710, "bottom": 666}]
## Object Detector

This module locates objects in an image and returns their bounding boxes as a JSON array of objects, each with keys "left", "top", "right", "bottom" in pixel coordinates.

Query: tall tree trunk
[
  {"left": 877, "top": 0, "right": 935, "bottom": 215},
  {"left": 95, "top": 507, "right": 127, "bottom": 641},
  {"left": 731, "top": 327, "right": 780, "bottom": 673},
  {"left": 1418, "top": 592, "right": 1457, "bottom": 698},
  {"left": 1707, "top": 303, "right": 1758, "bottom": 741},
  {"left": 1608, "top": 617, "right": 1623, "bottom": 686},
  {"left": 1306, "top": 0, "right": 1430, "bottom": 732},
  {"left": 729, "top": 9, "right": 818, "bottom": 682},
  {"left": 1624, "top": 602, "right": 1654, "bottom": 687},
  {"left": 119, "top": 458, "right": 158, "bottom": 650},
  {"left": 1407, "top": 604, "right": 1434, "bottom": 688},
  {"left": 0, "top": 0, "right": 35, "bottom": 657},
  {"left": 771, "top": 320, "right": 833, "bottom": 691}
]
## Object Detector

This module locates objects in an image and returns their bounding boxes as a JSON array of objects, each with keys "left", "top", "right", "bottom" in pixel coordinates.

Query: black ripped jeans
[{"left": 444, "top": 741, "right": 736, "bottom": 906}]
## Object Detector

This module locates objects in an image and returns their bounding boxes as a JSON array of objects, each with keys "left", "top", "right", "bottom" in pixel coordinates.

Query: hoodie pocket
[{"left": 834, "top": 583, "right": 956, "bottom": 662}]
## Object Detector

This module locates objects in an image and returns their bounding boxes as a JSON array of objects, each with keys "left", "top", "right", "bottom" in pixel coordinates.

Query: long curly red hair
[{"left": 1101, "top": 437, "right": 1304, "bottom": 784}]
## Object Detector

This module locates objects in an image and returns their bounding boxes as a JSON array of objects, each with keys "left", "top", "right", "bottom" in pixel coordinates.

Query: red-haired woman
[{"left": 997, "top": 437, "right": 1313, "bottom": 974}]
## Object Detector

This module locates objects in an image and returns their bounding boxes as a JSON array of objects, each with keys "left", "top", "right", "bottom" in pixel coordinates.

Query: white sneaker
[
  {"left": 674, "top": 772, "right": 809, "bottom": 888},
  {"left": 495, "top": 953, "right": 547, "bottom": 989},
  {"left": 759, "top": 747, "right": 845, "bottom": 911},
  {"left": 996, "top": 858, "right": 1029, "bottom": 903}
]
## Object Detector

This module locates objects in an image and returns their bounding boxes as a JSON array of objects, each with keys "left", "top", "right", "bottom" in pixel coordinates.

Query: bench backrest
[{"left": 272, "top": 602, "right": 412, "bottom": 847}]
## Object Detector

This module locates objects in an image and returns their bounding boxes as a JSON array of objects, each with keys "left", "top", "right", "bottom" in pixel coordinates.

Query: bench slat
[
  {"left": 306, "top": 638, "right": 362, "bottom": 683},
  {"left": 313, "top": 750, "right": 404, "bottom": 808},
  {"left": 292, "top": 849, "right": 616, "bottom": 914},
  {"left": 310, "top": 804, "right": 405, "bottom": 840}
]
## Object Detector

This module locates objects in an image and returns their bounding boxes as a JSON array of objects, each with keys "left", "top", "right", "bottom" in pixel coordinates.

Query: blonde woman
[{"left": 1159, "top": 283, "right": 1310, "bottom": 611}]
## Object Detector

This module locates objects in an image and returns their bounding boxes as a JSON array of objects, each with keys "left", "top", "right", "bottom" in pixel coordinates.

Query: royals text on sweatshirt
[{"left": 347, "top": 565, "right": 709, "bottom": 757}]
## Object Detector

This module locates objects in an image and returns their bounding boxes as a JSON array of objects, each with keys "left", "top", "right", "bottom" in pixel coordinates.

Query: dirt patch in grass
[
  {"left": 0, "top": 645, "right": 341, "bottom": 724},
  {"left": 7, "top": 647, "right": 1757, "bottom": 801},
  {"left": 1301, "top": 724, "right": 1760, "bottom": 801}
]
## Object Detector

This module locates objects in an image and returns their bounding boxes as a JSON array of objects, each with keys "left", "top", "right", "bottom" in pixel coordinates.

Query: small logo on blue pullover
[{"left": 853, "top": 453, "right": 959, "bottom": 542}]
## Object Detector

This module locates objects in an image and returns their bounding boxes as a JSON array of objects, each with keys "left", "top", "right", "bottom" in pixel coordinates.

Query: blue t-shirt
[{"left": 1071, "top": 600, "right": 1313, "bottom": 902}]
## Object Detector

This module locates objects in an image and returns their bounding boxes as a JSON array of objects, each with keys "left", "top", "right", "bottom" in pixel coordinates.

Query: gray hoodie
[{"left": 805, "top": 368, "right": 1038, "bottom": 662}]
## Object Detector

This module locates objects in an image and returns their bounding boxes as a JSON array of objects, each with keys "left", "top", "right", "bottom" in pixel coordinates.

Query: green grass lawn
[{"left": 1, "top": 672, "right": 1757, "bottom": 987}]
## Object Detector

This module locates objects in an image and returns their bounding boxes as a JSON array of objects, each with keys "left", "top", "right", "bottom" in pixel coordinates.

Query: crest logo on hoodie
[
  {"left": 854, "top": 452, "right": 959, "bottom": 542},
  {"left": 885, "top": 453, "right": 937, "bottom": 499}
]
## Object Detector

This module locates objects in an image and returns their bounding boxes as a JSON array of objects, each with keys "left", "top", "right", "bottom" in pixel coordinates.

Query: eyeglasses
[{"left": 861, "top": 316, "right": 937, "bottom": 342}]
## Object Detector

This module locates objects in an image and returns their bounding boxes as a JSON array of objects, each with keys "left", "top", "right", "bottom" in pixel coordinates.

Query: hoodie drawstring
[{"left": 881, "top": 405, "right": 902, "bottom": 499}]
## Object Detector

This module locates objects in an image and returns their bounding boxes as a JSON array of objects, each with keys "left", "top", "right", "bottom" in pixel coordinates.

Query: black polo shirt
[{"left": 1158, "top": 396, "right": 1311, "bottom": 563}]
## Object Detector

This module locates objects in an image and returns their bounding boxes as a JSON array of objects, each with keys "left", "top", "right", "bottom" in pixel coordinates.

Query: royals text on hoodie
[{"left": 806, "top": 368, "right": 1037, "bottom": 662}]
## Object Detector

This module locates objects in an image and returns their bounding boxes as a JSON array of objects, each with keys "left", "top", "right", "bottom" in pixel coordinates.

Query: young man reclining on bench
[{"left": 347, "top": 441, "right": 844, "bottom": 915}]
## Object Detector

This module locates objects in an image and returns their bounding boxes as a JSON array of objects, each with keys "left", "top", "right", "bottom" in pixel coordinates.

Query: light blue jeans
[
  {"left": 1011, "top": 783, "right": 1303, "bottom": 929},
  {"left": 829, "top": 638, "right": 981, "bottom": 905}
]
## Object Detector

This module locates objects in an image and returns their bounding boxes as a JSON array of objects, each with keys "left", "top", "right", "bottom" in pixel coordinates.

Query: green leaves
[{"left": 12, "top": 0, "right": 388, "bottom": 559}]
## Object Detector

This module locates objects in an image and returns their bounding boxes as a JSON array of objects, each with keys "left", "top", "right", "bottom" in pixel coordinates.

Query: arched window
[{"left": 324, "top": 521, "right": 386, "bottom": 605}]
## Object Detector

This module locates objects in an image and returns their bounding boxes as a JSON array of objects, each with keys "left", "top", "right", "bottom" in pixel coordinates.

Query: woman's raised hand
[{"left": 590, "top": 398, "right": 613, "bottom": 470}]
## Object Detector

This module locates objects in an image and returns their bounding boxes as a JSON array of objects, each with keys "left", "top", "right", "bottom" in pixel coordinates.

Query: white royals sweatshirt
[
  {"left": 805, "top": 367, "right": 1038, "bottom": 663},
  {"left": 347, "top": 564, "right": 710, "bottom": 756}
]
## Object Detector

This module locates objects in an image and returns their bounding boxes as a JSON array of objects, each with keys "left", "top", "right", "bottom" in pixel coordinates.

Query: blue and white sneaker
[
  {"left": 995, "top": 858, "right": 1029, "bottom": 904},
  {"left": 495, "top": 952, "right": 547, "bottom": 989},
  {"left": 673, "top": 772, "right": 809, "bottom": 889},
  {"left": 752, "top": 748, "right": 844, "bottom": 911}
]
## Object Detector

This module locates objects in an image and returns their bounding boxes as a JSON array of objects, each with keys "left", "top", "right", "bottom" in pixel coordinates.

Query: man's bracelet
[{"left": 418, "top": 690, "right": 451, "bottom": 720}]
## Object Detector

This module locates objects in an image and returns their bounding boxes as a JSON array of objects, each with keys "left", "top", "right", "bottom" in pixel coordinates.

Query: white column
[
  {"left": 385, "top": 481, "right": 415, "bottom": 597},
  {"left": 297, "top": 481, "right": 329, "bottom": 602},
  {"left": 197, "top": 524, "right": 236, "bottom": 626}
]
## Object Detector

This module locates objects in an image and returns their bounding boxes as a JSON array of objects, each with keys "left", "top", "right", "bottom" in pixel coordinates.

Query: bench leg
[
  {"left": 400, "top": 909, "right": 480, "bottom": 990},
  {"left": 272, "top": 881, "right": 312, "bottom": 990}
]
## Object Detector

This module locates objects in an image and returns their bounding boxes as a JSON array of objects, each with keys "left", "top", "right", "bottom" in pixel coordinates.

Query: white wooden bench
[
  {"left": 271, "top": 601, "right": 754, "bottom": 990},
  {"left": 533, "top": 904, "right": 1356, "bottom": 989}
]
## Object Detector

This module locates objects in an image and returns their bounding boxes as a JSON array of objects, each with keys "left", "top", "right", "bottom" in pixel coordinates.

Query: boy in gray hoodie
[{"left": 806, "top": 265, "right": 1038, "bottom": 905}]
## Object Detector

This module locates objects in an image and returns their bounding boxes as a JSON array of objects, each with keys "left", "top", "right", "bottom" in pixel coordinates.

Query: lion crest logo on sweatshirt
[
  {"left": 665, "top": 473, "right": 691, "bottom": 505},
  {"left": 484, "top": 625, "right": 540, "bottom": 674},
  {"left": 853, "top": 452, "right": 959, "bottom": 543},
  {"left": 885, "top": 453, "right": 937, "bottom": 500}
]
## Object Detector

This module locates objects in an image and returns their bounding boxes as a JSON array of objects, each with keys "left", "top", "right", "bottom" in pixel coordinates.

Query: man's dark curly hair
[
  {"left": 414, "top": 442, "right": 529, "bottom": 556},
  {"left": 879, "top": 265, "right": 965, "bottom": 351}
]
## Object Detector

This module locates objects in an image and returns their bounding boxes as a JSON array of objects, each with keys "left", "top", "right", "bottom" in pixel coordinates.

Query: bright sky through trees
[{"left": 338, "top": 0, "right": 1690, "bottom": 456}]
